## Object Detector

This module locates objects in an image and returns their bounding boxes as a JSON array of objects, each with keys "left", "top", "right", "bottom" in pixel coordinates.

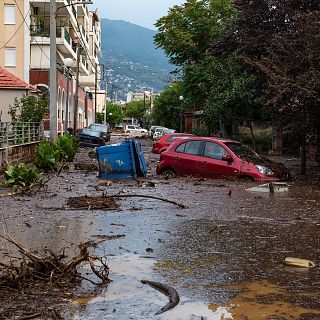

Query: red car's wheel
[{"left": 161, "top": 169, "right": 176, "bottom": 179}]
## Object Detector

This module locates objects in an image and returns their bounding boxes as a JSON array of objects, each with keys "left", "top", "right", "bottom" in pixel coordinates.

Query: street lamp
[
  {"left": 64, "top": 57, "right": 73, "bottom": 134},
  {"left": 84, "top": 86, "right": 90, "bottom": 127},
  {"left": 179, "top": 95, "right": 184, "bottom": 133}
]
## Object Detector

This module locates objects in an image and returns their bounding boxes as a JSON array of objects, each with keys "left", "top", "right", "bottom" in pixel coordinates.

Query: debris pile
[
  {"left": 0, "top": 234, "right": 110, "bottom": 289},
  {"left": 74, "top": 162, "right": 98, "bottom": 172},
  {"left": 67, "top": 194, "right": 119, "bottom": 210}
]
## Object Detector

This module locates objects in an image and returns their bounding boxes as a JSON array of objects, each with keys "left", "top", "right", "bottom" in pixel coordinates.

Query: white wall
[
  {"left": 0, "top": 89, "right": 28, "bottom": 122},
  {"left": 30, "top": 44, "right": 50, "bottom": 69}
]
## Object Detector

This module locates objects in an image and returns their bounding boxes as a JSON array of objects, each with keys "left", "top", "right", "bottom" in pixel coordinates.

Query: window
[
  {"left": 176, "top": 141, "right": 201, "bottom": 155},
  {"left": 4, "top": 47, "right": 16, "bottom": 67},
  {"left": 4, "top": 4, "right": 16, "bottom": 24},
  {"left": 204, "top": 142, "right": 229, "bottom": 160}
]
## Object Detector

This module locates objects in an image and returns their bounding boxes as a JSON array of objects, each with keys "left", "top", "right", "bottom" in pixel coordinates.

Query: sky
[{"left": 92, "top": 0, "right": 185, "bottom": 30}]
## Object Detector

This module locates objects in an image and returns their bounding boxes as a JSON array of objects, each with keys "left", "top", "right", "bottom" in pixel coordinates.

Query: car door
[
  {"left": 171, "top": 140, "right": 202, "bottom": 176},
  {"left": 197, "top": 141, "right": 239, "bottom": 178}
]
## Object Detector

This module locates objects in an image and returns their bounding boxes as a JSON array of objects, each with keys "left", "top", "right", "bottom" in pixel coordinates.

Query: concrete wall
[
  {"left": 0, "top": 88, "right": 28, "bottom": 122},
  {"left": 0, "top": 141, "right": 39, "bottom": 173}
]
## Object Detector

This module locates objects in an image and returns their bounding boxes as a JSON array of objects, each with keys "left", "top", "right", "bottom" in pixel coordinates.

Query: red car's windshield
[{"left": 225, "top": 142, "right": 260, "bottom": 160}]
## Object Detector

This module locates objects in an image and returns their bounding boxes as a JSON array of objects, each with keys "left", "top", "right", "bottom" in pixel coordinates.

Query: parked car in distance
[
  {"left": 153, "top": 128, "right": 177, "bottom": 140},
  {"left": 114, "top": 124, "right": 124, "bottom": 132},
  {"left": 125, "top": 124, "right": 148, "bottom": 136},
  {"left": 156, "top": 137, "right": 290, "bottom": 182},
  {"left": 149, "top": 126, "right": 166, "bottom": 138},
  {"left": 152, "top": 133, "right": 196, "bottom": 154},
  {"left": 88, "top": 123, "right": 111, "bottom": 142},
  {"left": 77, "top": 128, "right": 106, "bottom": 148}
]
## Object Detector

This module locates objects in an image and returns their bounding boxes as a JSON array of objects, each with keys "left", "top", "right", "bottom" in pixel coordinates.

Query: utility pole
[
  {"left": 104, "top": 67, "right": 108, "bottom": 125},
  {"left": 94, "top": 63, "right": 98, "bottom": 123},
  {"left": 49, "top": 0, "right": 57, "bottom": 142},
  {"left": 73, "top": 44, "right": 81, "bottom": 133}
]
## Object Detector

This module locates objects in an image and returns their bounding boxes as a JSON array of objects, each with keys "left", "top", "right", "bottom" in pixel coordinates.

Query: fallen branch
[
  {"left": 0, "top": 234, "right": 116, "bottom": 288},
  {"left": 0, "top": 191, "right": 18, "bottom": 197},
  {"left": 17, "top": 313, "right": 41, "bottom": 320},
  {"left": 111, "top": 194, "right": 187, "bottom": 209},
  {"left": 141, "top": 279, "right": 180, "bottom": 315}
]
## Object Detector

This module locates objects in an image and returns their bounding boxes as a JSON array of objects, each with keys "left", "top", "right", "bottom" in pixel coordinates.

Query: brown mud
[{"left": 0, "top": 135, "right": 319, "bottom": 319}]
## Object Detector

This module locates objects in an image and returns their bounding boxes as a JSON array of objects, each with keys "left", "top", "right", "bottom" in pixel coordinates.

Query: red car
[
  {"left": 152, "top": 133, "right": 196, "bottom": 154},
  {"left": 156, "top": 137, "right": 289, "bottom": 182}
]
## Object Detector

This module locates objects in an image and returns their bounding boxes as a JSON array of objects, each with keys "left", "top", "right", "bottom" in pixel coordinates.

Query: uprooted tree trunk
[{"left": 0, "top": 233, "right": 121, "bottom": 288}]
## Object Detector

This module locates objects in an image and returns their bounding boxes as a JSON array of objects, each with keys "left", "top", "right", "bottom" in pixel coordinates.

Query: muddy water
[{"left": 0, "top": 137, "right": 319, "bottom": 319}]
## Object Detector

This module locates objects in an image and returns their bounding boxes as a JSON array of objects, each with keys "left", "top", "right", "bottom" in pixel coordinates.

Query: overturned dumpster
[{"left": 96, "top": 140, "right": 147, "bottom": 179}]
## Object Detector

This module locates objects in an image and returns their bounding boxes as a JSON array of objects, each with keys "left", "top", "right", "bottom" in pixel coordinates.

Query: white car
[
  {"left": 152, "top": 127, "right": 176, "bottom": 140},
  {"left": 125, "top": 125, "right": 148, "bottom": 136}
]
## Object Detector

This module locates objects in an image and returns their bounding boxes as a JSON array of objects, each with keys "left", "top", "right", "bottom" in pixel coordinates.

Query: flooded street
[{"left": 0, "top": 135, "right": 319, "bottom": 319}]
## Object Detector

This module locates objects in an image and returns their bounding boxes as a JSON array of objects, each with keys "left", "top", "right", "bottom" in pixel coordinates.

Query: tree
[
  {"left": 154, "top": 0, "right": 235, "bottom": 66},
  {"left": 125, "top": 100, "right": 148, "bottom": 126},
  {"left": 105, "top": 102, "right": 124, "bottom": 127},
  {"left": 8, "top": 95, "right": 48, "bottom": 123},
  {"left": 216, "top": 0, "right": 320, "bottom": 170},
  {"left": 152, "top": 82, "right": 188, "bottom": 130}
]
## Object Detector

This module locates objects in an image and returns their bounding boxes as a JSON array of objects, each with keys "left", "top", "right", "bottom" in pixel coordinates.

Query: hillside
[{"left": 99, "top": 19, "right": 175, "bottom": 100}]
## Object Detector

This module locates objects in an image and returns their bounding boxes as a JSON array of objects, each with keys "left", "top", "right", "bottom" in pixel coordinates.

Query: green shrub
[
  {"left": 35, "top": 141, "right": 61, "bottom": 172},
  {"left": 233, "top": 132, "right": 272, "bottom": 153},
  {"left": 2, "top": 163, "right": 42, "bottom": 190},
  {"left": 192, "top": 127, "right": 209, "bottom": 137},
  {"left": 55, "top": 134, "right": 79, "bottom": 162}
]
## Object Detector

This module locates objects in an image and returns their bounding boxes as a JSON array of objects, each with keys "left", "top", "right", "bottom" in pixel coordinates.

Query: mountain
[{"left": 99, "top": 19, "right": 175, "bottom": 101}]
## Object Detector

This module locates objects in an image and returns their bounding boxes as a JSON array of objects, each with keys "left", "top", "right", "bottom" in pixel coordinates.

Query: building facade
[
  {"left": 0, "top": 0, "right": 30, "bottom": 82},
  {"left": 0, "top": 0, "right": 104, "bottom": 135}
]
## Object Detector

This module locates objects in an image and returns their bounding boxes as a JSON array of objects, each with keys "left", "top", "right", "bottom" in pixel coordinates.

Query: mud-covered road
[{"left": 0, "top": 135, "right": 319, "bottom": 320}]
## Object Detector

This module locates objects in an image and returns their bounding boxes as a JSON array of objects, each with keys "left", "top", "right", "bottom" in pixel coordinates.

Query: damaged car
[
  {"left": 156, "top": 137, "right": 290, "bottom": 182},
  {"left": 152, "top": 133, "right": 196, "bottom": 154}
]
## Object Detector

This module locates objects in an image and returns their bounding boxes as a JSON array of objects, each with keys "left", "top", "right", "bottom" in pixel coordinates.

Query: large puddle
[{"left": 65, "top": 253, "right": 320, "bottom": 319}]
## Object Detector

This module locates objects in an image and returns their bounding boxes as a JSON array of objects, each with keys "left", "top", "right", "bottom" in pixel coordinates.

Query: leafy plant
[
  {"left": 55, "top": 134, "right": 78, "bottom": 162},
  {"left": 2, "top": 163, "right": 42, "bottom": 190},
  {"left": 34, "top": 141, "right": 61, "bottom": 172},
  {"left": 192, "top": 127, "right": 210, "bottom": 137},
  {"left": 9, "top": 95, "right": 48, "bottom": 123}
]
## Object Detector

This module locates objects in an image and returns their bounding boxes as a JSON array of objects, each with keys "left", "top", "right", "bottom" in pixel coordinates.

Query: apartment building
[
  {"left": 0, "top": 0, "right": 104, "bottom": 134},
  {"left": 127, "top": 91, "right": 159, "bottom": 114},
  {"left": 0, "top": 0, "right": 30, "bottom": 82}
]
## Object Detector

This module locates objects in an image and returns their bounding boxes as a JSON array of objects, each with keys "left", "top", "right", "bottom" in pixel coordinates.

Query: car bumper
[{"left": 253, "top": 176, "right": 280, "bottom": 183}]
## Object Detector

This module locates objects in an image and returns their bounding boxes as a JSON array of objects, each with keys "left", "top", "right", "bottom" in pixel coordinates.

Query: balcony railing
[
  {"left": 0, "top": 122, "right": 43, "bottom": 146},
  {"left": 30, "top": 22, "right": 72, "bottom": 47},
  {"left": 64, "top": 28, "right": 71, "bottom": 45},
  {"left": 81, "top": 55, "right": 89, "bottom": 71},
  {"left": 80, "top": 24, "right": 89, "bottom": 44}
]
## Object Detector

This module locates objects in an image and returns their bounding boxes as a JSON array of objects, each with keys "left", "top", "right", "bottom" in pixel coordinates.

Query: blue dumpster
[{"left": 96, "top": 140, "right": 147, "bottom": 179}]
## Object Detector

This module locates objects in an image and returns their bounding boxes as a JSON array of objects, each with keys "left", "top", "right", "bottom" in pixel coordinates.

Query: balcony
[
  {"left": 30, "top": 17, "right": 76, "bottom": 59},
  {"left": 79, "top": 55, "right": 89, "bottom": 76},
  {"left": 79, "top": 24, "right": 89, "bottom": 48},
  {"left": 77, "top": 1, "right": 89, "bottom": 17}
]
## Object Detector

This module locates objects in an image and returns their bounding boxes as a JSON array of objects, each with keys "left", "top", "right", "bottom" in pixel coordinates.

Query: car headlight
[{"left": 256, "top": 165, "right": 274, "bottom": 176}]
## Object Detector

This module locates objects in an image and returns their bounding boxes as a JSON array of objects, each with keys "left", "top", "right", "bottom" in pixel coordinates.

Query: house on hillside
[
  {"left": 0, "top": 66, "right": 36, "bottom": 122},
  {"left": 126, "top": 91, "right": 159, "bottom": 119}
]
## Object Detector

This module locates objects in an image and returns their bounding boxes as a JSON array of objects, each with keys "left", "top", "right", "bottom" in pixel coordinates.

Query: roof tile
[{"left": 0, "top": 66, "right": 35, "bottom": 90}]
